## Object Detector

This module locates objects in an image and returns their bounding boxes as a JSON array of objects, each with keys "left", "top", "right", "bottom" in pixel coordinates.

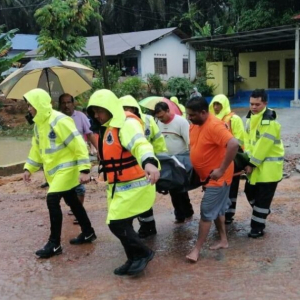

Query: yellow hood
[
  {"left": 120, "top": 95, "right": 143, "bottom": 116},
  {"left": 23, "top": 88, "right": 52, "bottom": 124},
  {"left": 209, "top": 94, "right": 231, "bottom": 120},
  {"left": 87, "top": 89, "right": 125, "bottom": 128},
  {"left": 170, "top": 96, "right": 179, "bottom": 105}
]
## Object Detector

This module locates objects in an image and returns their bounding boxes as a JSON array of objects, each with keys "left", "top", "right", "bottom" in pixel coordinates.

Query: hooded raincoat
[
  {"left": 23, "top": 89, "right": 90, "bottom": 193},
  {"left": 120, "top": 95, "right": 167, "bottom": 154},
  {"left": 170, "top": 96, "right": 186, "bottom": 118},
  {"left": 244, "top": 108, "right": 284, "bottom": 184},
  {"left": 88, "top": 90, "right": 159, "bottom": 223},
  {"left": 209, "top": 94, "right": 244, "bottom": 147}
]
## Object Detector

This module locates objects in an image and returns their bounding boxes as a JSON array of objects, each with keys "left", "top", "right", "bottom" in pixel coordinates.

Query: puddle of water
[{"left": 0, "top": 137, "right": 31, "bottom": 165}]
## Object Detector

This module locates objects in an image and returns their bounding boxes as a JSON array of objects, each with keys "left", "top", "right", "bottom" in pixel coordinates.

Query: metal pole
[
  {"left": 294, "top": 25, "right": 299, "bottom": 101},
  {"left": 45, "top": 68, "right": 52, "bottom": 96},
  {"left": 96, "top": 6, "right": 109, "bottom": 89}
]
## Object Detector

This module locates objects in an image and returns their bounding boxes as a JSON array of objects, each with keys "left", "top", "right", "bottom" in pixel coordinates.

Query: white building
[{"left": 25, "top": 28, "right": 196, "bottom": 81}]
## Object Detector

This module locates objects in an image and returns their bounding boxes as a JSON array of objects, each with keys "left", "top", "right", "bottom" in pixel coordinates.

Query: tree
[
  {"left": 34, "top": 0, "right": 99, "bottom": 60},
  {"left": 228, "top": 0, "right": 300, "bottom": 32},
  {"left": 0, "top": 25, "right": 24, "bottom": 81},
  {"left": 0, "top": 0, "right": 47, "bottom": 33}
]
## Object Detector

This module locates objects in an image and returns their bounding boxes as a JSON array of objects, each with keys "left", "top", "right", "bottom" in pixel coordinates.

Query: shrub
[
  {"left": 193, "top": 77, "right": 216, "bottom": 97},
  {"left": 167, "top": 77, "right": 193, "bottom": 99},
  {"left": 93, "top": 64, "right": 122, "bottom": 91},
  {"left": 113, "top": 76, "right": 143, "bottom": 98},
  {"left": 146, "top": 73, "right": 164, "bottom": 95}
]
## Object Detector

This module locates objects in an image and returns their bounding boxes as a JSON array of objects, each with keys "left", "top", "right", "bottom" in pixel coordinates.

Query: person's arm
[
  {"left": 249, "top": 121, "right": 281, "bottom": 167},
  {"left": 231, "top": 115, "right": 245, "bottom": 149},
  {"left": 86, "top": 133, "right": 98, "bottom": 151},
  {"left": 23, "top": 127, "right": 43, "bottom": 179},
  {"left": 180, "top": 117, "right": 190, "bottom": 148},
  {"left": 119, "top": 118, "right": 160, "bottom": 184},
  {"left": 55, "top": 117, "right": 91, "bottom": 174},
  {"left": 210, "top": 137, "right": 239, "bottom": 180}
]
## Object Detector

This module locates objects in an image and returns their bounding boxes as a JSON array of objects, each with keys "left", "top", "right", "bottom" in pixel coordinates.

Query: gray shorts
[
  {"left": 75, "top": 184, "right": 86, "bottom": 196},
  {"left": 201, "top": 183, "right": 231, "bottom": 221}
]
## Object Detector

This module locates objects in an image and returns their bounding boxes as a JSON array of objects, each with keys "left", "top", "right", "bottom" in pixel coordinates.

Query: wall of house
[
  {"left": 238, "top": 50, "right": 300, "bottom": 90},
  {"left": 140, "top": 34, "right": 196, "bottom": 81},
  {"left": 206, "top": 61, "right": 234, "bottom": 95}
]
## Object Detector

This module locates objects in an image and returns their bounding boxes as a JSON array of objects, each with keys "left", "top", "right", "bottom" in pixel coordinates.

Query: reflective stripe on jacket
[
  {"left": 244, "top": 108, "right": 284, "bottom": 184},
  {"left": 23, "top": 89, "right": 90, "bottom": 193},
  {"left": 88, "top": 90, "right": 159, "bottom": 223}
]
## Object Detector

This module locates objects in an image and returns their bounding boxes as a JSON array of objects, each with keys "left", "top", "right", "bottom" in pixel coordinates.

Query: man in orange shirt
[{"left": 185, "top": 96, "right": 239, "bottom": 262}]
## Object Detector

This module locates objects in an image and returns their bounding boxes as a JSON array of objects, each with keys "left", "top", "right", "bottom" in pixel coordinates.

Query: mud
[
  {"left": 1, "top": 169, "right": 300, "bottom": 300},
  {"left": 1, "top": 107, "right": 300, "bottom": 299}
]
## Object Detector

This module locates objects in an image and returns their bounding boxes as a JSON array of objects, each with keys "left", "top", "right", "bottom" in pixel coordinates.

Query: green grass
[{"left": 0, "top": 124, "right": 33, "bottom": 137}]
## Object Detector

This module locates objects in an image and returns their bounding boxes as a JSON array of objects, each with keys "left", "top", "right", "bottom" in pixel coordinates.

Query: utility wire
[{"left": 0, "top": 4, "right": 40, "bottom": 11}]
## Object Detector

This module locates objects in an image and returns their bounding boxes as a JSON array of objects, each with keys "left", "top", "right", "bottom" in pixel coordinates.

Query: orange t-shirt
[{"left": 190, "top": 114, "right": 234, "bottom": 187}]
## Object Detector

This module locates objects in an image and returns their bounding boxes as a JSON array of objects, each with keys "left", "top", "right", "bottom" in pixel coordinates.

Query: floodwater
[{"left": 0, "top": 137, "right": 31, "bottom": 165}]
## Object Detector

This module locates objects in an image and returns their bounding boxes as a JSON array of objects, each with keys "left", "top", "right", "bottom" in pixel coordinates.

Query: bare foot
[
  {"left": 186, "top": 248, "right": 199, "bottom": 262},
  {"left": 209, "top": 241, "right": 229, "bottom": 250}
]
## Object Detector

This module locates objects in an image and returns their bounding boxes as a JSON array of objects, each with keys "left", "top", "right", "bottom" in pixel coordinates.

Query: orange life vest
[{"left": 99, "top": 111, "right": 146, "bottom": 187}]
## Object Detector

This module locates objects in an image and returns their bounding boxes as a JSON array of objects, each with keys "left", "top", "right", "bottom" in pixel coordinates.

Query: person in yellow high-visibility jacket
[
  {"left": 120, "top": 95, "right": 167, "bottom": 238},
  {"left": 87, "top": 89, "right": 160, "bottom": 276},
  {"left": 209, "top": 94, "right": 245, "bottom": 224},
  {"left": 23, "top": 88, "right": 96, "bottom": 259},
  {"left": 170, "top": 96, "right": 186, "bottom": 118},
  {"left": 244, "top": 89, "right": 284, "bottom": 238}
]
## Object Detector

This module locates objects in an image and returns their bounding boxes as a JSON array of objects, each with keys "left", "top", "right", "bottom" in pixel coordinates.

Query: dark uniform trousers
[
  {"left": 244, "top": 181, "right": 278, "bottom": 231},
  {"left": 109, "top": 216, "right": 152, "bottom": 260},
  {"left": 138, "top": 190, "right": 194, "bottom": 227},
  {"left": 169, "top": 190, "right": 194, "bottom": 221},
  {"left": 225, "top": 174, "right": 240, "bottom": 221},
  {"left": 47, "top": 185, "right": 94, "bottom": 244}
]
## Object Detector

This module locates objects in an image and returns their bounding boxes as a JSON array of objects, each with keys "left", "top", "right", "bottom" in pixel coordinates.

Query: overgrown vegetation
[
  {"left": 167, "top": 77, "right": 193, "bottom": 99},
  {"left": 0, "top": 123, "right": 33, "bottom": 137},
  {"left": 34, "top": 0, "right": 100, "bottom": 60},
  {"left": 0, "top": 25, "right": 24, "bottom": 81},
  {"left": 146, "top": 74, "right": 165, "bottom": 95}
]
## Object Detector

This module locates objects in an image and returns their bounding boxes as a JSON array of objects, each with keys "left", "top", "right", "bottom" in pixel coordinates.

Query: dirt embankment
[{"left": 0, "top": 96, "right": 28, "bottom": 129}]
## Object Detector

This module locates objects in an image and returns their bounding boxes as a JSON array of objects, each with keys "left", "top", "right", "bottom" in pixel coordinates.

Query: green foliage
[
  {"left": 0, "top": 123, "right": 33, "bottom": 137},
  {"left": 193, "top": 77, "right": 216, "bottom": 97},
  {"left": 93, "top": 65, "right": 122, "bottom": 91},
  {"left": 146, "top": 73, "right": 164, "bottom": 95},
  {"left": 113, "top": 77, "right": 143, "bottom": 99},
  {"left": 35, "top": 0, "right": 100, "bottom": 60},
  {"left": 167, "top": 77, "right": 193, "bottom": 99},
  {"left": 0, "top": 25, "right": 24, "bottom": 81}
]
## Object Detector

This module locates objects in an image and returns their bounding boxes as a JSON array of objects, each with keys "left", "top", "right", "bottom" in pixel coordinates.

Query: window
[
  {"left": 154, "top": 58, "right": 167, "bottom": 74},
  {"left": 183, "top": 59, "right": 189, "bottom": 74},
  {"left": 249, "top": 61, "right": 257, "bottom": 77}
]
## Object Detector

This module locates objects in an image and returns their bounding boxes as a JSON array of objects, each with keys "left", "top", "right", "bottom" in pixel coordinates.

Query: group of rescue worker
[{"left": 23, "top": 87, "right": 284, "bottom": 275}]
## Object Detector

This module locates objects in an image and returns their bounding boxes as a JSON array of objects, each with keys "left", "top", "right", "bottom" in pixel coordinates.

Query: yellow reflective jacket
[
  {"left": 120, "top": 95, "right": 167, "bottom": 154},
  {"left": 23, "top": 89, "right": 90, "bottom": 193},
  {"left": 88, "top": 90, "right": 159, "bottom": 223},
  {"left": 244, "top": 108, "right": 284, "bottom": 184},
  {"left": 170, "top": 96, "right": 186, "bottom": 118},
  {"left": 209, "top": 94, "right": 244, "bottom": 147}
]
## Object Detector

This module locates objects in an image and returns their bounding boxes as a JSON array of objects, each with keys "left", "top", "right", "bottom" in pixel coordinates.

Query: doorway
[
  {"left": 228, "top": 66, "right": 235, "bottom": 96},
  {"left": 268, "top": 60, "right": 280, "bottom": 88},
  {"left": 285, "top": 58, "right": 294, "bottom": 88}
]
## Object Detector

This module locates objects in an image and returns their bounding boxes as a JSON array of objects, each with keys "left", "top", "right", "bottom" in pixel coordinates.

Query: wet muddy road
[{"left": 1, "top": 169, "right": 300, "bottom": 300}]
